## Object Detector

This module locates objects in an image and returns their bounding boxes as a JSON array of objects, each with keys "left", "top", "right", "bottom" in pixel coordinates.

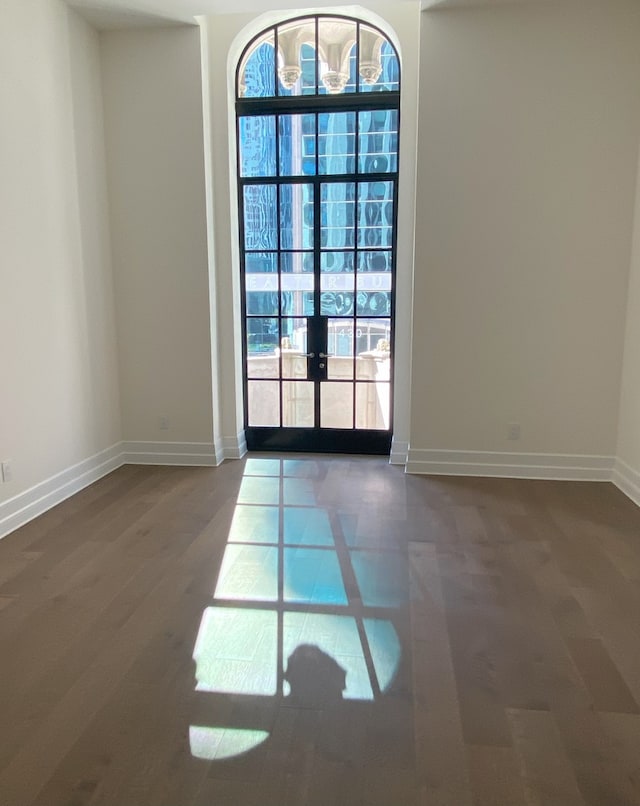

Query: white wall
[
  {"left": 101, "top": 26, "right": 214, "bottom": 446},
  {"left": 4, "top": 0, "right": 640, "bottom": 534},
  {"left": 616, "top": 145, "right": 640, "bottom": 502},
  {"left": 0, "top": 0, "right": 121, "bottom": 507},
  {"left": 410, "top": 0, "right": 640, "bottom": 470}
]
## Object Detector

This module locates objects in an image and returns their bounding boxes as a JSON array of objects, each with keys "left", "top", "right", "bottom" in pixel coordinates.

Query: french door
[{"left": 236, "top": 16, "right": 400, "bottom": 454}]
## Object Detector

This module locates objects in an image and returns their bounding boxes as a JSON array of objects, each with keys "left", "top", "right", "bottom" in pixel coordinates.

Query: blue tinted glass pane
[
  {"left": 246, "top": 317, "right": 279, "bottom": 363},
  {"left": 345, "top": 45, "right": 358, "bottom": 94},
  {"left": 357, "top": 251, "right": 391, "bottom": 273},
  {"left": 247, "top": 252, "right": 278, "bottom": 273},
  {"left": 244, "top": 185, "right": 277, "bottom": 250},
  {"left": 240, "top": 38, "right": 276, "bottom": 98},
  {"left": 359, "top": 35, "right": 399, "bottom": 93},
  {"left": 321, "top": 292, "right": 354, "bottom": 317},
  {"left": 246, "top": 252, "right": 278, "bottom": 315},
  {"left": 321, "top": 251, "right": 354, "bottom": 273},
  {"left": 321, "top": 183, "right": 355, "bottom": 248},
  {"left": 277, "top": 24, "right": 316, "bottom": 96},
  {"left": 246, "top": 291, "right": 278, "bottom": 317},
  {"left": 281, "top": 252, "right": 314, "bottom": 273},
  {"left": 356, "top": 290, "right": 390, "bottom": 316},
  {"left": 281, "top": 253, "right": 314, "bottom": 316},
  {"left": 327, "top": 319, "right": 355, "bottom": 359},
  {"left": 358, "top": 181, "right": 393, "bottom": 248},
  {"left": 239, "top": 116, "right": 276, "bottom": 177},
  {"left": 282, "top": 289, "right": 314, "bottom": 317},
  {"left": 280, "top": 184, "right": 313, "bottom": 249},
  {"left": 318, "top": 112, "right": 355, "bottom": 174},
  {"left": 299, "top": 43, "right": 317, "bottom": 95},
  {"left": 356, "top": 251, "right": 392, "bottom": 317},
  {"left": 358, "top": 110, "right": 398, "bottom": 174},
  {"left": 247, "top": 293, "right": 278, "bottom": 317},
  {"left": 279, "top": 114, "right": 316, "bottom": 176},
  {"left": 321, "top": 253, "right": 355, "bottom": 318}
]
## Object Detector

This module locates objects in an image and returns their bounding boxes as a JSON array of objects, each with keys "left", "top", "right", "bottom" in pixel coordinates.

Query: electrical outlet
[
  {"left": 508, "top": 423, "right": 521, "bottom": 441},
  {"left": 1, "top": 461, "right": 13, "bottom": 483},
  {"left": 159, "top": 416, "right": 170, "bottom": 431}
]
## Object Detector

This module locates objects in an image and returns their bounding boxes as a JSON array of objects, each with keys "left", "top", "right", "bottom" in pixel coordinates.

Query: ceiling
[{"left": 65, "top": 0, "right": 537, "bottom": 30}]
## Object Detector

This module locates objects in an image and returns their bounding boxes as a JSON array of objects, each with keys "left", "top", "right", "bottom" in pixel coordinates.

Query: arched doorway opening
[{"left": 236, "top": 14, "right": 400, "bottom": 454}]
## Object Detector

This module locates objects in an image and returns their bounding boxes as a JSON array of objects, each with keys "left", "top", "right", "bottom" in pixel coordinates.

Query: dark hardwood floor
[{"left": 1, "top": 455, "right": 640, "bottom": 805}]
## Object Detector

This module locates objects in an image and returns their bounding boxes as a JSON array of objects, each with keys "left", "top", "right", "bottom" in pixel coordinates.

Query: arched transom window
[{"left": 237, "top": 16, "right": 399, "bottom": 99}]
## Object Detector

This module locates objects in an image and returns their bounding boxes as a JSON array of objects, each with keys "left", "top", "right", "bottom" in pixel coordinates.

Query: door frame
[{"left": 235, "top": 14, "right": 401, "bottom": 455}]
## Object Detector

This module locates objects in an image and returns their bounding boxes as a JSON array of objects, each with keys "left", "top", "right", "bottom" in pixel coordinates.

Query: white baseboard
[
  {"left": 121, "top": 441, "right": 222, "bottom": 467},
  {"left": 0, "top": 436, "right": 249, "bottom": 541},
  {"left": 221, "top": 431, "right": 247, "bottom": 460},
  {"left": 612, "top": 458, "right": 640, "bottom": 508},
  {"left": 2, "top": 441, "right": 637, "bottom": 543},
  {"left": 213, "top": 437, "right": 225, "bottom": 466},
  {"left": 405, "top": 449, "right": 615, "bottom": 481},
  {"left": 0, "top": 443, "right": 123, "bottom": 541},
  {"left": 0, "top": 437, "right": 237, "bottom": 541},
  {"left": 389, "top": 439, "right": 409, "bottom": 466}
]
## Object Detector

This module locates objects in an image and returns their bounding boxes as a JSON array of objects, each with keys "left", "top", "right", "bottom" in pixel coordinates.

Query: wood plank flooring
[{"left": 1, "top": 457, "right": 640, "bottom": 805}]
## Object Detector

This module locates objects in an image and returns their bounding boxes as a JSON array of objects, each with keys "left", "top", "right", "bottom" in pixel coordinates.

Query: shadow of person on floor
[
  {"left": 284, "top": 644, "right": 347, "bottom": 708},
  {"left": 283, "top": 644, "right": 368, "bottom": 763}
]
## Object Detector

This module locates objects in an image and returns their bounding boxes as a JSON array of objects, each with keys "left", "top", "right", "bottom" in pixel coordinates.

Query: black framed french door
[
  {"left": 236, "top": 17, "right": 399, "bottom": 454},
  {"left": 240, "top": 168, "right": 397, "bottom": 454}
]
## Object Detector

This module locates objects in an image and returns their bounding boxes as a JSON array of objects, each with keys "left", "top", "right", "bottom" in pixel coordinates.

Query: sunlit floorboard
[{"left": 1, "top": 457, "right": 640, "bottom": 804}]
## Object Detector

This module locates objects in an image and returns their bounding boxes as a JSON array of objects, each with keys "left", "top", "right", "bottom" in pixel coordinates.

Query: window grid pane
[{"left": 238, "top": 16, "right": 398, "bottom": 440}]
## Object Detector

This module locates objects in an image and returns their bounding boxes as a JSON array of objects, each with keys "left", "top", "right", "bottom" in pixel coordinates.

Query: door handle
[
  {"left": 318, "top": 352, "right": 332, "bottom": 358},
  {"left": 302, "top": 352, "right": 315, "bottom": 358}
]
